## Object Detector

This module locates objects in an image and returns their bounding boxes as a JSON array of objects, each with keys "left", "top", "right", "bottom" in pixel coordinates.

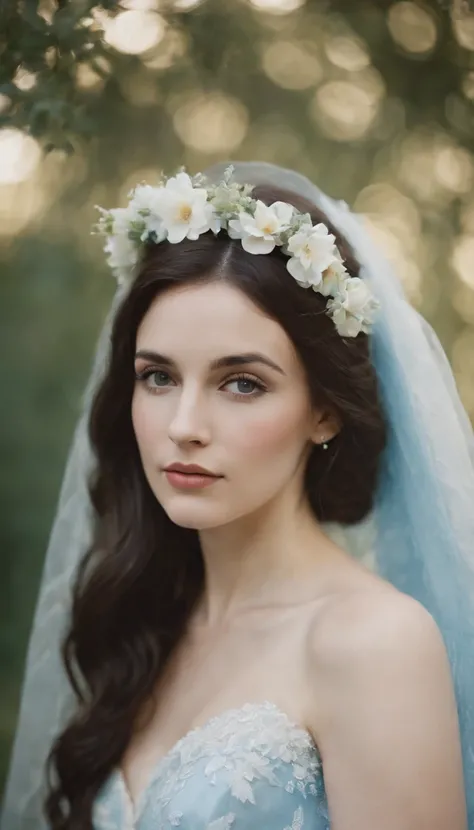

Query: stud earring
[{"left": 321, "top": 437, "right": 329, "bottom": 450}]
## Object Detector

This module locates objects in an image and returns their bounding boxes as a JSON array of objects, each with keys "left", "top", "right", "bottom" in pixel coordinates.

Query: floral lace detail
[
  {"left": 93, "top": 701, "right": 329, "bottom": 830},
  {"left": 283, "top": 806, "right": 304, "bottom": 830},
  {"left": 138, "top": 701, "right": 321, "bottom": 822}
]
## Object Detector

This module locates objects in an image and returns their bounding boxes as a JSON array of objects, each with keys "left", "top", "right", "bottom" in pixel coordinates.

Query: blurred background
[{"left": 1, "top": 0, "right": 474, "bottom": 797}]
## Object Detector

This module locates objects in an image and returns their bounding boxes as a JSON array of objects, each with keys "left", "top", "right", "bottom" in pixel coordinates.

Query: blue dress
[{"left": 93, "top": 701, "right": 330, "bottom": 829}]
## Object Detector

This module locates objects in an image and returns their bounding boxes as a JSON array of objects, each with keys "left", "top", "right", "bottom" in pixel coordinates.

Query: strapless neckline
[{"left": 115, "top": 700, "right": 320, "bottom": 824}]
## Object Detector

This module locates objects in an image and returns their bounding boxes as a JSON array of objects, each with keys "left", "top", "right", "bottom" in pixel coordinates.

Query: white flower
[
  {"left": 155, "top": 172, "right": 220, "bottom": 243},
  {"left": 345, "top": 277, "right": 377, "bottom": 316},
  {"left": 286, "top": 224, "right": 337, "bottom": 289},
  {"left": 326, "top": 277, "right": 378, "bottom": 337},
  {"left": 320, "top": 256, "right": 349, "bottom": 297},
  {"left": 128, "top": 183, "right": 160, "bottom": 213},
  {"left": 129, "top": 184, "right": 167, "bottom": 241},
  {"left": 228, "top": 200, "right": 294, "bottom": 254}
]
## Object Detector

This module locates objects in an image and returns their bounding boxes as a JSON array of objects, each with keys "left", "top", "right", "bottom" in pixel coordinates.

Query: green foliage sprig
[{"left": 0, "top": 0, "right": 120, "bottom": 152}]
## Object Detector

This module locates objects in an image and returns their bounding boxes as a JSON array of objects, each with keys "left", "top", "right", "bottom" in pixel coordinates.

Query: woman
[{"left": 2, "top": 162, "right": 473, "bottom": 830}]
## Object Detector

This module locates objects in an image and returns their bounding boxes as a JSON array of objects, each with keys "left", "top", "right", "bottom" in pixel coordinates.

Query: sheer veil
[
  {"left": 2, "top": 161, "right": 474, "bottom": 829},
  {"left": 1, "top": 287, "right": 127, "bottom": 830}
]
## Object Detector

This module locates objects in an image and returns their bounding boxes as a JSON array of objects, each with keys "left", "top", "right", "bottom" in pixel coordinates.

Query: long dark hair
[{"left": 45, "top": 184, "right": 387, "bottom": 829}]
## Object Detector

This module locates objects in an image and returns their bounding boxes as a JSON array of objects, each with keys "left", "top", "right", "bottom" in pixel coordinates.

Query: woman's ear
[{"left": 311, "top": 409, "right": 342, "bottom": 446}]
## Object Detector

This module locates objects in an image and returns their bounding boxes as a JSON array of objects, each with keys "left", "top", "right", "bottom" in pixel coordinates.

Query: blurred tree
[
  {"left": 0, "top": 0, "right": 118, "bottom": 151},
  {"left": 1, "top": 0, "right": 473, "bottom": 151}
]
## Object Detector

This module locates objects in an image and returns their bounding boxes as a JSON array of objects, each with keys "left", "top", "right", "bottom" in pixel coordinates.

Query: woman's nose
[{"left": 167, "top": 387, "right": 211, "bottom": 446}]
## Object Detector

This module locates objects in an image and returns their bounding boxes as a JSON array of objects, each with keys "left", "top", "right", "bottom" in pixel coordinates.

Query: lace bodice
[{"left": 93, "top": 701, "right": 330, "bottom": 829}]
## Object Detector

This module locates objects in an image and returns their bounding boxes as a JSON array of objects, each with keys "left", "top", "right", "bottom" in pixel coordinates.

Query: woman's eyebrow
[{"left": 134, "top": 350, "right": 286, "bottom": 376}]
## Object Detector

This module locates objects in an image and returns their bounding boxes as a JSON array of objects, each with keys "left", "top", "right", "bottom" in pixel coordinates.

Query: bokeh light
[
  {"left": 141, "top": 28, "right": 187, "bottom": 69},
  {"left": 388, "top": 2, "right": 438, "bottom": 55},
  {"left": 172, "top": 93, "right": 249, "bottom": 153},
  {"left": 76, "top": 62, "right": 108, "bottom": 91},
  {"left": 248, "top": 0, "right": 306, "bottom": 13},
  {"left": 0, "top": 128, "right": 42, "bottom": 185},
  {"left": 355, "top": 182, "right": 423, "bottom": 302},
  {"left": 311, "top": 79, "right": 381, "bottom": 141},
  {"left": 452, "top": 235, "right": 474, "bottom": 289},
  {"left": 0, "top": 181, "right": 48, "bottom": 236},
  {"left": 452, "top": 9, "right": 474, "bottom": 51},
  {"left": 355, "top": 182, "right": 422, "bottom": 243},
  {"left": 13, "top": 67, "right": 37, "bottom": 92},
  {"left": 122, "top": 0, "right": 160, "bottom": 9},
  {"left": 324, "top": 35, "right": 370, "bottom": 71},
  {"left": 0, "top": 152, "right": 80, "bottom": 236},
  {"left": 172, "top": 0, "right": 204, "bottom": 9},
  {"left": 103, "top": 10, "right": 165, "bottom": 54},
  {"left": 434, "top": 146, "right": 473, "bottom": 194},
  {"left": 397, "top": 130, "right": 468, "bottom": 203},
  {"left": 261, "top": 40, "right": 322, "bottom": 89}
]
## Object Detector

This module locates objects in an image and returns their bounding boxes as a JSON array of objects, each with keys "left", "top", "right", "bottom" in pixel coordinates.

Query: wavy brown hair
[{"left": 44, "top": 184, "right": 387, "bottom": 829}]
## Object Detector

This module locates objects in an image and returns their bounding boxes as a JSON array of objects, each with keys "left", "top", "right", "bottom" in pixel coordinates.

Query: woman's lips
[{"left": 164, "top": 471, "right": 221, "bottom": 489}]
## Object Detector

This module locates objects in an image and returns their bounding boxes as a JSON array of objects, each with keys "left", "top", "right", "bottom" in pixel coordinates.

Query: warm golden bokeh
[
  {"left": 172, "top": 93, "right": 250, "bottom": 153},
  {"left": 261, "top": 40, "right": 323, "bottom": 89},
  {"left": 103, "top": 9, "right": 166, "bottom": 53},
  {"left": 388, "top": 2, "right": 438, "bottom": 55},
  {"left": 0, "top": 129, "right": 42, "bottom": 187}
]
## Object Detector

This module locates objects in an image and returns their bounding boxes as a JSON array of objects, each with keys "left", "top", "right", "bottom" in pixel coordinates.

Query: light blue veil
[
  {"left": 208, "top": 161, "right": 474, "bottom": 824},
  {"left": 2, "top": 161, "right": 473, "bottom": 829}
]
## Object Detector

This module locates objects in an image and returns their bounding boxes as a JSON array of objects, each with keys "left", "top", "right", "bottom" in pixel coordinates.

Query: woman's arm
[{"left": 306, "top": 590, "right": 467, "bottom": 830}]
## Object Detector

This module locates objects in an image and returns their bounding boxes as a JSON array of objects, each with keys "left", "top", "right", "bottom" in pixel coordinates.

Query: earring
[{"left": 321, "top": 437, "right": 329, "bottom": 450}]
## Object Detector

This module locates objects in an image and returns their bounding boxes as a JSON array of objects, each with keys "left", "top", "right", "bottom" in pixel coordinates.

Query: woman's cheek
[
  {"left": 131, "top": 394, "right": 157, "bottom": 447},
  {"left": 232, "top": 408, "right": 304, "bottom": 457}
]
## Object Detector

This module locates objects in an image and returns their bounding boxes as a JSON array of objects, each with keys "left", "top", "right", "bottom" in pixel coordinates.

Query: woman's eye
[
  {"left": 136, "top": 369, "right": 172, "bottom": 389},
  {"left": 224, "top": 376, "right": 265, "bottom": 397}
]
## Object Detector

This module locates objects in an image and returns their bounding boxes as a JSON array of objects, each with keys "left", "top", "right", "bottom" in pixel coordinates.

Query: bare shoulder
[
  {"left": 302, "top": 586, "right": 467, "bottom": 829},
  {"left": 304, "top": 581, "right": 453, "bottom": 741},
  {"left": 308, "top": 583, "right": 444, "bottom": 665},
  {"left": 305, "top": 583, "right": 451, "bottom": 711}
]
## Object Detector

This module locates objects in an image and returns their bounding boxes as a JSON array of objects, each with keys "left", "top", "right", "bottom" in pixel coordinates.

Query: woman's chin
[{"left": 162, "top": 501, "right": 230, "bottom": 531}]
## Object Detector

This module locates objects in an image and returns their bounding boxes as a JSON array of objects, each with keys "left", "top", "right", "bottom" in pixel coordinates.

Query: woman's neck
[{"left": 194, "top": 493, "right": 346, "bottom": 629}]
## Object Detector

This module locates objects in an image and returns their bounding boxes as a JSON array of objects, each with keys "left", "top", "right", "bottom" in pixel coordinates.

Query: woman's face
[{"left": 132, "top": 280, "right": 329, "bottom": 530}]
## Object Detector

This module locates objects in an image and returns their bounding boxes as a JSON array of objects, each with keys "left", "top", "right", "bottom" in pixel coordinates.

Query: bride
[{"left": 2, "top": 162, "right": 473, "bottom": 830}]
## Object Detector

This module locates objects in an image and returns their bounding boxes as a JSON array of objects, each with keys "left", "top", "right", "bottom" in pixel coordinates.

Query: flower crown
[{"left": 94, "top": 166, "right": 379, "bottom": 338}]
